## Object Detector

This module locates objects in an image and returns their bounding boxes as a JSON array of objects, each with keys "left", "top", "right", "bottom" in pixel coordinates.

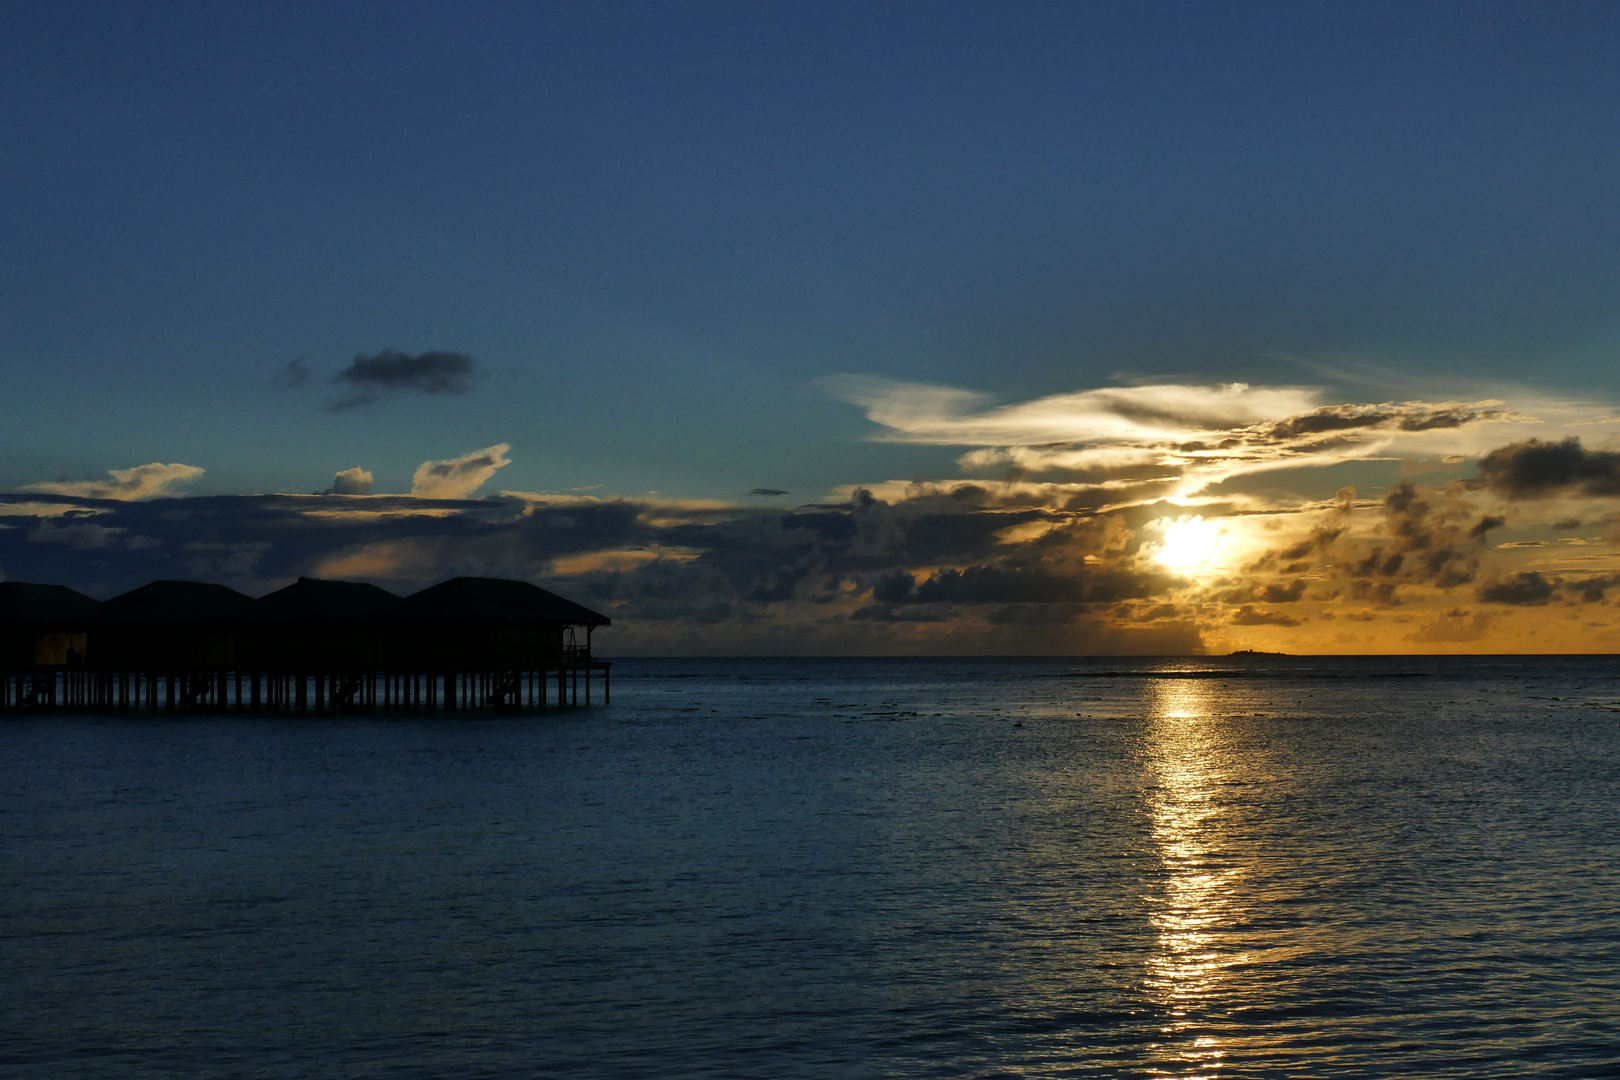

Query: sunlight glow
[
  {"left": 1144, "top": 680, "right": 1246, "bottom": 1078},
  {"left": 1155, "top": 516, "right": 1222, "bottom": 572}
]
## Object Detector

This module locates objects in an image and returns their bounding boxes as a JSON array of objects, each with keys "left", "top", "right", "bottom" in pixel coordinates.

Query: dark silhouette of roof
[
  {"left": 256, "top": 577, "right": 402, "bottom": 622},
  {"left": 0, "top": 581, "right": 101, "bottom": 625},
  {"left": 401, "top": 577, "right": 609, "bottom": 626},
  {"left": 96, "top": 580, "right": 258, "bottom": 624}
]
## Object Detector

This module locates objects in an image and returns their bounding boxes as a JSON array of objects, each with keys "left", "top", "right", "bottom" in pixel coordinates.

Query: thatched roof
[
  {"left": 96, "top": 580, "right": 258, "bottom": 624},
  {"left": 0, "top": 581, "right": 101, "bottom": 626},
  {"left": 256, "top": 577, "right": 402, "bottom": 622},
  {"left": 400, "top": 577, "right": 610, "bottom": 626}
]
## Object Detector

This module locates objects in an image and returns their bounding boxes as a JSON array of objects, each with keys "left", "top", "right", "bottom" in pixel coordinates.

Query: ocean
[{"left": 3, "top": 656, "right": 1618, "bottom": 1078}]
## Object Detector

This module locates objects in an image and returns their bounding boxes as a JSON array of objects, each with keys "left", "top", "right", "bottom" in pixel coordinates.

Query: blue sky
[
  {"left": 6, "top": 3, "right": 1620, "bottom": 652},
  {"left": 7, "top": 1, "right": 1620, "bottom": 498}
]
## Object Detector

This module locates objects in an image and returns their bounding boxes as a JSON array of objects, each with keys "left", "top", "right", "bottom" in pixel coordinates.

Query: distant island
[{"left": 1229, "top": 649, "right": 1288, "bottom": 656}]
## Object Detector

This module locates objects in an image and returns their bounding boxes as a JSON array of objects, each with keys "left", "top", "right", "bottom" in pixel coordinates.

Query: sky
[{"left": 6, "top": 1, "right": 1620, "bottom": 653}]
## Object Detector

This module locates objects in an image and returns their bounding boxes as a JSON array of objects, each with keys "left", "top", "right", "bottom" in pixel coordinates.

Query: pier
[{"left": 0, "top": 576, "right": 611, "bottom": 714}]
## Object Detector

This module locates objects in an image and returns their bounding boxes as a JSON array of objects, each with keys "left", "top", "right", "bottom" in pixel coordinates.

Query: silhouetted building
[
  {"left": 393, "top": 576, "right": 610, "bottom": 671},
  {"left": 251, "top": 577, "right": 402, "bottom": 672},
  {"left": 90, "top": 580, "right": 258, "bottom": 671},
  {"left": 4, "top": 575, "right": 610, "bottom": 712},
  {"left": 0, "top": 581, "right": 98, "bottom": 668}
]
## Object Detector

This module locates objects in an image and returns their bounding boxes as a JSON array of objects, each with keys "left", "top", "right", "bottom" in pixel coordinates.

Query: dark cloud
[
  {"left": 867, "top": 562, "right": 1167, "bottom": 607},
  {"left": 11, "top": 459, "right": 1590, "bottom": 654},
  {"left": 329, "top": 349, "right": 479, "bottom": 410},
  {"left": 1397, "top": 406, "right": 1503, "bottom": 432},
  {"left": 1249, "top": 481, "right": 1487, "bottom": 598},
  {"left": 1374, "top": 481, "right": 1486, "bottom": 588},
  {"left": 1261, "top": 403, "right": 1507, "bottom": 442},
  {"left": 0, "top": 491, "right": 643, "bottom": 598},
  {"left": 914, "top": 565, "right": 1088, "bottom": 605},
  {"left": 273, "top": 356, "right": 311, "bottom": 389},
  {"left": 1350, "top": 580, "right": 1401, "bottom": 605},
  {"left": 747, "top": 488, "right": 790, "bottom": 498},
  {"left": 1229, "top": 606, "right": 1301, "bottom": 626},
  {"left": 1477, "top": 438, "right": 1620, "bottom": 499},
  {"left": 1261, "top": 579, "right": 1307, "bottom": 603},
  {"left": 0, "top": 483, "right": 1198, "bottom": 654},
  {"left": 871, "top": 568, "right": 917, "bottom": 604},
  {"left": 850, "top": 603, "right": 952, "bottom": 623},
  {"left": 1478, "top": 571, "right": 1556, "bottom": 605},
  {"left": 1274, "top": 527, "right": 1342, "bottom": 562},
  {"left": 1569, "top": 575, "right": 1618, "bottom": 603},
  {"left": 891, "top": 511, "right": 1046, "bottom": 565},
  {"left": 1265, "top": 407, "right": 1396, "bottom": 440},
  {"left": 1408, "top": 608, "right": 1495, "bottom": 643}
]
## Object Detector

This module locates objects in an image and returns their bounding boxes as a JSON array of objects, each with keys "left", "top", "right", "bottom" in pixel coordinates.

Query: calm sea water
[{"left": 3, "top": 656, "right": 1619, "bottom": 1078}]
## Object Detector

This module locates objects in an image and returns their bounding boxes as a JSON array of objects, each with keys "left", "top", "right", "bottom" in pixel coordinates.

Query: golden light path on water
[{"left": 1143, "top": 678, "right": 1247, "bottom": 1078}]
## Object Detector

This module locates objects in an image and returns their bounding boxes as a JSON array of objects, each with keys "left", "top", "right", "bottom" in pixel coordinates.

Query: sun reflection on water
[{"left": 1144, "top": 679, "right": 1246, "bottom": 1078}]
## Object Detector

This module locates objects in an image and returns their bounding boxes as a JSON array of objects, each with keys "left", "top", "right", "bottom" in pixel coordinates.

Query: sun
[{"left": 1154, "top": 516, "right": 1222, "bottom": 571}]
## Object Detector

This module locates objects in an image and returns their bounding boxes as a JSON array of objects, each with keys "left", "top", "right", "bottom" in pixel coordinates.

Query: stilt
[{"left": 8, "top": 656, "right": 614, "bottom": 716}]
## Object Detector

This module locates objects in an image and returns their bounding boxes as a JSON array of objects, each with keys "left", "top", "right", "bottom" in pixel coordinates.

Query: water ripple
[{"left": 2, "top": 656, "right": 1618, "bottom": 1077}]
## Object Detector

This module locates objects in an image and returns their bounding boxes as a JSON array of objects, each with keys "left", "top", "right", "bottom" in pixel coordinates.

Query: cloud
[
  {"left": 13, "top": 410, "right": 1620, "bottom": 654},
  {"left": 1477, "top": 437, "right": 1620, "bottom": 499},
  {"left": 0, "top": 501, "right": 109, "bottom": 519},
  {"left": 1261, "top": 579, "right": 1308, "bottom": 603},
  {"left": 1264, "top": 402, "right": 1508, "bottom": 439},
  {"left": 27, "top": 518, "right": 125, "bottom": 550},
  {"left": 747, "top": 488, "right": 790, "bottom": 497},
  {"left": 827, "top": 375, "right": 1532, "bottom": 499},
  {"left": 328, "top": 349, "right": 479, "bottom": 410},
  {"left": 826, "top": 376, "right": 1318, "bottom": 447},
  {"left": 870, "top": 563, "right": 1161, "bottom": 606},
  {"left": 1241, "top": 478, "right": 1509, "bottom": 598},
  {"left": 183, "top": 540, "right": 271, "bottom": 579},
  {"left": 1408, "top": 608, "right": 1496, "bottom": 643},
  {"left": 410, "top": 444, "right": 512, "bottom": 499},
  {"left": 550, "top": 548, "right": 696, "bottom": 576},
  {"left": 324, "top": 467, "right": 374, "bottom": 496},
  {"left": 1229, "top": 606, "right": 1302, "bottom": 626},
  {"left": 23, "top": 462, "right": 205, "bottom": 501},
  {"left": 273, "top": 356, "right": 311, "bottom": 389},
  {"left": 312, "top": 538, "right": 449, "bottom": 581},
  {"left": 1478, "top": 571, "right": 1556, "bottom": 605},
  {"left": 907, "top": 566, "right": 1085, "bottom": 604}
]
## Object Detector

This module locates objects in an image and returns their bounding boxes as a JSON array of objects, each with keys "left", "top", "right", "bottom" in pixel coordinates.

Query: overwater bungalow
[
  {"left": 91, "top": 580, "right": 257, "bottom": 672},
  {"left": 0, "top": 575, "right": 610, "bottom": 713},
  {"left": 0, "top": 581, "right": 98, "bottom": 669},
  {"left": 392, "top": 576, "right": 612, "bottom": 707},
  {"left": 0, "top": 582, "right": 99, "bottom": 707},
  {"left": 85, "top": 580, "right": 259, "bottom": 710},
  {"left": 251, "top": 577, "right": 401, "bottom": 672},
  {"left": 394, "top": 576, "right": 608, "bottom": 667}
]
